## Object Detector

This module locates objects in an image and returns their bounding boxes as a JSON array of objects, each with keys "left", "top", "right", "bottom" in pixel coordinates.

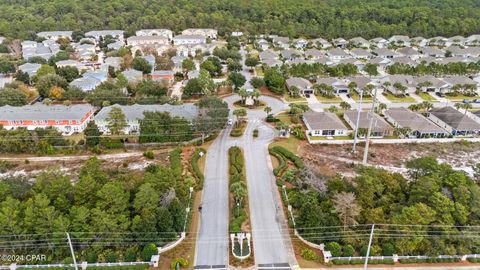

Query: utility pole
[
  {"left": 66, "top": 232, "right": 78, "bottom": 270},
  {"left": 362, "top": 87, "right": 378, "bottom": 165},
  {"left": 364, "top": 224, "right": 375, "bottom": 270},
  {"left": 352, "top": 89, "right": 364, "bottom": 153}
]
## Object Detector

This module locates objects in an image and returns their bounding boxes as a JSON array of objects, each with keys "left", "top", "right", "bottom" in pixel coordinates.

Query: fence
[
  {"left": 3, "top": 261, "right": 150, "bottom": 270},
  {"left": 306, "top": 135, "right": 480, "bottom": 145}
]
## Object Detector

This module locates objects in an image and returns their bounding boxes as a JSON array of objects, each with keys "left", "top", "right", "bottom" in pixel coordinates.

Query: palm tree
[
  {"left": 408, "top": 104, "right": 420, "bottom": 111},
  {"left": 363, "top": 84, "right": 375, "bottom": 97},
  {"left": 238, "top": 88, "right": 248, "bottom": 104},
  {"left": 454, "top": 102, "right": 463, "bottom": 111},
  {"left": 420, "top": 101, "right": 433, "bottom": 112},
  {"left": 264, "top": 106, "right": 272, "bottom": 115},
  {"left": 378, "top": 103, "right": 387, "bottom": 114},
  {"left": 230, "top": 181, "right": 247, "bottom": 207},
  {"left": 233, "top": 108, "right": 247, "bottom": 127},
  {"left": 252, "top": 89, "right": 261, "bottom": 104}
]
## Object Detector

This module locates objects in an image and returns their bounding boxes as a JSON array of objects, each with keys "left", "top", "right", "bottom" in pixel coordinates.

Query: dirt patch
[{"left": 299, "top": 142, "right": 480, "bottom": 177}]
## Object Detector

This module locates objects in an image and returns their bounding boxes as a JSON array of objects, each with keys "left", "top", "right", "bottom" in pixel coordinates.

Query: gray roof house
[
  {"left": 389, "top": 35, "right": 410, "bottom": 46},
  {"left": 280, "top": 49, "right": 302, "bottom": 61},
  {"left": 327, "top": 48, "right": 351, "bottom": 60},
  {"left": 369, "top": 37, "right": 388, "bottom": 48},
  {"left": 85, "top": 30, "right": 124, "bottom": 41},
  {"left": 94, "top": 104, "right": 200, "bottom": 134},
  {"left": 69, "top": 77, "right": 101, "bottom": 92},
  {"left": 373, "top": 48, "right": 400, "bottom": 59},
  {"left": 349, "top": 37, "right": 370, "bottom": 48},
  {"left": 37, "top": 31, "right": 72, "bottom": 40},
  {"left": 428, "top": 106, "right": 480, "bottom": 136},
  {"left": 305, "top": 49, "right": 326, "bottom": 60},
  {"left": 316, "top": 77, "right": 349, "bottom": 94},
  {"left": 18, "top": 63, "right": 41, "bottom": 77},
  {"left": 272, "top": 37, "right": 290, "bottom": 49},
  {"left": 122, "top": 69, "right": 144, "bottom": 83},
  {"left": 312, "top": 38, "right": 331, "bottom": 49},
  {"left": 303, "top": 111, "right": 349, "bottom": 137},
  {"left": 332, "top": 38, "right": 347, "bottom": 49},
  {"left": 259, "top": 50, "right": 279, "bottom": 61},
  {"left": 285, "top": 77, "right": 313, "bottom": 96},
  {"left": 350, "top": 48, "right": 373, "bottom": 59},
  {"left": 343, "top": 110, "right": 393, "bottom": 137},
  {"left": 384, "top": 107, "right": 448, "bottom": 138},
  {"left": 419, "top": 47, "right": 445, "bottom": 58},
  {"left": 413, "top": 75, "right": 449, "bottom": 93}
]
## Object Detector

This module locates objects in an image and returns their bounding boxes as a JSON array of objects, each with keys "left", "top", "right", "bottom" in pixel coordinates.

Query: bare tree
[
  {"left": 297, "top": 162, "right": 327, "bottom": 193},
  {"left": 332, "top": 192, "right": 361, "bottom": 231},
  {"left": 160, "top": 188, "right": 176, "bottom": 207}
]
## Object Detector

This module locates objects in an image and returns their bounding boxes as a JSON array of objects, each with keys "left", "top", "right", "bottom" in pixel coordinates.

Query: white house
[
  {"left": 85, "top": 30, "right": 124, "bottom": 41},
  {"left": 173, "top": 35, "right": 206, "bottom": 45},
  {"left": 37, "top": 31, "right": 72, "bottom": 41},
  {"left": 181, "top": 28, "right": 217, "bottom": 39},
  {"left": 135, "top": 29, "right": 173, "bottom": 40},
  {"left": 303, "top": 111, "right": 349, "bottom": 137}
]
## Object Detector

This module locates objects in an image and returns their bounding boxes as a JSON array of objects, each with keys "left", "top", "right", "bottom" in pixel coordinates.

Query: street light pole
[
  {"left": 352, "top": 89, "right": 364, "bottom": 153},
  {"left": 364, "top": 224, "right": 375, "bottom": 270},
  {"left": 66, "top": 232, "right": 78, "bottom": 270},
  {"left": 363, "top": 87, "right": 378, "bottom": 165}
]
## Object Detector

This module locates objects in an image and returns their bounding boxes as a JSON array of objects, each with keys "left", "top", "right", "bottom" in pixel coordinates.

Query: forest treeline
[{"left": 0, "top": 0, "right": 479, "bottom": 40}]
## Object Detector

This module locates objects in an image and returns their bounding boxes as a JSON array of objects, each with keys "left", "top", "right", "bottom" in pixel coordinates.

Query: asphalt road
[
  {"left": 241, "top": 115, "right": 297, "bottom": 266},
  {"left": 194, "top": 126, "right": 231, "bottom": 267}
]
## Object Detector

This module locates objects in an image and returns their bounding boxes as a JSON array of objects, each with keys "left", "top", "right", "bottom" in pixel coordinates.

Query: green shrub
[
  {"left": 468, "top": 257, "right": 480, "bottom": 263},
  {"left": 191, "top": 148, "right": 206, "bottom": 189},
  {"left": 332, "top": 259, "right": 394, "bottom": 265},
  {"left": 170, "top": 257, "right": 188, "bottom": 270},
  {"left": 399, "top": 257, "right": 460, "bottom": 264},
  {"left": 141, "top": 243, "right": 157, "bottom": 261},
  {"left": 270, "top": 149, "right": 287, "bottom": 176},
  {"left": 271, "top": 146, "right": 304, "bottom": 168},
  {"left": 230, "top": 128, "right": 243, "bottom": 137},
  {"left": 0, "top": 160, "right": 16, "bottom": 173},
  {"left": 343, "top": 244, "right": 355, "bottom": 257},
  {"left": 301, "top": 248, "right": 318, "bottom": 260},
  {"left": 326, "top": 242, "right": 342, "bottom": 257},
  {"left": 253, "top": 129, "right": 259, "bottom": 137},
  {"left": 100, "top": 137, "right": 124, "bottom": 149},
  {"left": 143, "top": 151, "right": 154, "bottom": 159},
  {"left": 382, "top": 242, "right": 395, "bottom": 256},
  {"left": 170, "top": 148, "right": 182, "bottom": 176}
]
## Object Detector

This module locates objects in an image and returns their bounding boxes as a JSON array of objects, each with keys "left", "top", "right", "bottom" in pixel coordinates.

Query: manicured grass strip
[{"left": 170, "top": 148, "right": 182, "bottom": 177}]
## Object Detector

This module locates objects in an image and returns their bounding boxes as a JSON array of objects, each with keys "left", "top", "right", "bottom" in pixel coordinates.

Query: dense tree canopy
[{"left": 0, "top": 0, "right": 479, "bottom": 40}]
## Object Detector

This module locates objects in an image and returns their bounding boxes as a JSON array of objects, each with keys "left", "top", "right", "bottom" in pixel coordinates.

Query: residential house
[
  {"left": 181, "top": 29, "right": 217, "bottom": 39},
  {"left": 446, "top": 36, "right": 466, "bottom": 47},
  {"left": 285, "top": 77, "right": 313, "bottom": 96},
  {"left": 94, "top": 104, "right": 200, "bottom": 134},
  {"left": 332, "top": 38, "right": 347, "bottom": 49},
  {"left": 122, "top": 69, "right": 144, "bottom": 84},
  {"left": 171, "top": 56, "right": 187, "bottom": 73},
  {"left": 389, "top": 35, "right": 410, "bottom": 47},
  {"left": 397, "top": 47, "right": 422, "bottom": 60},
  {"left": 349, "top": 37, "right": 370, "bottom": 48},
  {"left": 382, "top": 75, "right": 416, "bottom": 95},
  {"left": 345, "top": 76, "right": 375, "bottom": 94},
  {"left": 428, "top": 106, "right": 480, "bottom": 136},
  {"left": 326, "top": 48, "right": 351, "bottom": 61},
  {"left": 37, "top": 31, "right": 72, "bottom": 41},
  {"left": 56, "top": 60, "right": 82, "bottom": 69},
  {"left": 259, "top": 50, "right": 279, "bottom": 61},
  {"left": 18, "top": 63, "right": 41, "bottom": 77},
  {"left": 83, "top": 70, "right": 108, "bottom": 83},
  {"left": 135, "top": 29, "right": 173, "bottom": 40},
  {"left": 418, "top": 47, "right": 445, "bottom": 58},
  {"left": 303, "top": 111, "right": 349, "bottom": 137},
  {"left": 390, "top": 57, "right": 417, "bottom": 67},
  {"left": 350, "top": 48, "right": 373, "bottom": 60},
  {"left": 428, "top": 36, "right": 448, "bottom": 47},
  {"left": 127, "top": 36, "right": 170, "bottom": 48},
  {"left": 410, "top": 37, "right": 428, "bottom": 47},
  {"left": 256, "top": 39, "right": 270, "bottom": 51},
  {"left": 231, "top": 32, "right": 243, "bottom": 37},
  {"left": 85, "top": 30, "right": 124, "bottom": 41},
  {"left": 413, "top": 75, "right": 449, "bottom": 93},
  {"left": 280, "top": 49, "right": 302, "bottom": 61},
  {"left": 272, "top": 37, "right": 290, "bottom": 49},
  {"left": 0, "top": 104, "right": 95, "bottom": 135},
  {"left": 103, "top": 57, "right": 123, "bottom": 71},
  {"left": 384, "top": 107, "right": 448, "bottom": 138},
  {"left": 107, "top": 40, "right": 124, "bottom": 51},
  {"left": 151, "top": 70, "right": 175, "bottom": 85},
  {"left": 316, "top": 77, "right": 349, "bottom": 94},
  {"left": 343, "top": 110, "right": 393, "bottom": 138},
  {"left": 22, "top": 41, "right": 58, "bottom": 60},
  {"left": 373, "top": 48, "right": 400, "bottom": 59},
  {"left": 69, "top": 77, "right": 101, "bottom": 92},
  {"left": 312, "top": 38, "right": 331, "bottom": 49},
  {"left": 465, "top": 35, "right": 480, "bottom": 47},
  {"left": 443, "top": 76, "right": 478, "bottom": 93},
  {"left": 293, "top": 39, "right": 308, "bottom": 49},
  {"left": 262, "top": 59, "right": 283, "bottom": 68},
  {"left": 369, "top": 37, "right": 388, "bottom": 48},
  {"left": 304, "top": 49, "right": 326, "bottom": 60},
  {"left": 173, "top": 35, "right": 206, "bottom": 45}
]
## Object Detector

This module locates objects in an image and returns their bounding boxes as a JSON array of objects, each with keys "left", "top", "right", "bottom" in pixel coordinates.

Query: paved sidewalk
[{"left": 339, "top": 93, "right": 355, "bottom": 104}]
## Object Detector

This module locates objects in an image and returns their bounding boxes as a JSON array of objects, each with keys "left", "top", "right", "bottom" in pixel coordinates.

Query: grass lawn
[
  {"left": 445, "top": 94, "right": 480, "bottom": 101},
  {"left": 269, "top": 136, "right": 302, "bottom": 154},
  {"left": 309, "top": 135, "right": 352, "bottom": 140},
  {"left": 255, "top": 66, "right": 264, "bottom": 76},
  {"left": 350, "top": 91, "right": 373, "bottom": 101},
  {"left": 417, "top": 92, "right": 438, "bottom": 102},
  {"left": 284, "top": 93, "right": 307, "bottom": 103},
  {"left": 275, "top": 112, "right": 295, "bottom": 126},
  {"left": 315, "top": 94, "right": 342, "bottom": 103},
  {"left": 65, "top": 133, "right": 85, "bottom": 143},
  {"left": 382, "top": 92, "right": 416, "bottom": 103}
]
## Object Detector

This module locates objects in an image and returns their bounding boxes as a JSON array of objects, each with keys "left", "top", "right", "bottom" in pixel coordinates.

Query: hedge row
[
  {"left": 191, "top": 148, "right": 206, "bottom": 190},
  {"left": 271, "top": 146, "right": 304, "bottom": 169},
  {"left": 269, "top": 148, "right": 287, "bottom": 176},
  {"left": 468, "top": 257, "right": 480, "bottom": 263},
  {"left": 399, "top": 257, "right": 461, "bottom": 264},
  {"left": 86, "top": 265, "right": 149, "bottom": 270},
  {"left": 170, "top": 148, "right": 182, "bottom": 177},
  {"left": 332, "top": 259, "right": 394, "bottom": 265},
  {"left": 228, "top": 146, "right": 248, "bottom": 233}
]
